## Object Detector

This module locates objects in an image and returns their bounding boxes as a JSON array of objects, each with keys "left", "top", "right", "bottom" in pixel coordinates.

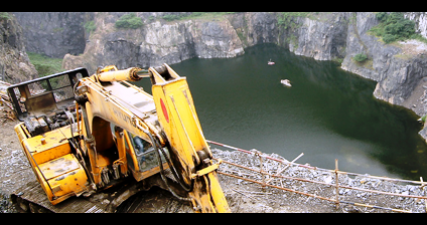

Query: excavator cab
[
  {"left": 7, "top": 68, "right": 93, "bottom": 205},
  {"left": 126, "top": 132, "right": 169, "bottom": 172},
  {"left": 110, "top": 123, "right": 169, "bottom": 174},
  {"left": 7, "top": 68, "right": 89, "bottom": 123}
]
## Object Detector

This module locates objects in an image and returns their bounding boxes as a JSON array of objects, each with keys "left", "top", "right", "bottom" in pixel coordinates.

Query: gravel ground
[
  {"left": 0, "top": 118, "right": 34, "bottom": 213},
  {"left": 212, "top": 149, "right": 427, "bottom": 213},
  {"left": 398, "top": 39, "right": 427, "bottom": 56},
  {"left": 1, "top": 114, "right": 427, "bottom": 213}
]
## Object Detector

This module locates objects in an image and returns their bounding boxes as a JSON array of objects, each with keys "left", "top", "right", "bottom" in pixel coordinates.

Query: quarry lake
[{"left": 138, "top": 43, "right": 427, "bottom": 180}]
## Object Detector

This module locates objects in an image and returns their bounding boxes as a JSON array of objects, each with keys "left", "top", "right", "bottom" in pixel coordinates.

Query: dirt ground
[
  {"left": 397, "top": 40, "right": 427, "bottom": 57},
  {"left": 0, "top": 119, "right": 36, "bottom": 196}
]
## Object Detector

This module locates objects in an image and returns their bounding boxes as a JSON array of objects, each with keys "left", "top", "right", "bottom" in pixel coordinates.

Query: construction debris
[
  {"left": 0, "top": 81, "right": 15, "bottom": 122},
  {"left": 209, "top": 141, "right": 427, "bottom": 213}
]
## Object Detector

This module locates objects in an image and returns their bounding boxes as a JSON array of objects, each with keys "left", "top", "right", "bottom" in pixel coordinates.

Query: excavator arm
[
  {"left": 148, "top": 64, "right": 230, "bottom": 212},
  {"left": 77, "top": 64, "right": 230, "bottom": 212}
]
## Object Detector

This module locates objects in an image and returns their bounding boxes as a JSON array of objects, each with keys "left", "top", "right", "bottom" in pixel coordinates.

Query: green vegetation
[
  {"left": 421, "top": 114, "right": 427, "bottom": 123},
  {"left": 27, "top": 52, "right": 64, "bottom": 77},
  {"left": 276, "top": 12, "right": 310, "bottom": 49},
  {"left": 84, "top": 20, "right": 96, "bottom": 34},
  {"left": 162, "top": 14, "right": 182, "bottom": 21},
  {"left": 353, "top": 53, "right": 368, "bottom": 62},
  {"left": 147, "top": 16, "right": 155, "bottom": 23},
  {"left": 28, "top": 52, "right": 66, "bottom": 89},
  {"left": 53, "top": 27, "right": 64, "bottom": 33},
  {"left": 162, "top": 12, "right": 237, "bottom": 21},
  {"left": 369, "top": 12, "right": 425, "bottom": 44},
  {"left": 332, "top": 57, "right": 344, "bottom": 64},
  {"left": 115, "top": 13, "right": 143, "bottom": 29},
  {"left": 0, "top": 12, "right": 10, "bottom": 20},
  {"left": 277, "top": 12, "right": 309, "bottom": 29},
  {"left": 351, "top": 53, "right": 373, "bottom": 70}
]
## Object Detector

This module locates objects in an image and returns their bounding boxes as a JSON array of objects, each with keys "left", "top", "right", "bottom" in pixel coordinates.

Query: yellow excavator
[{"left": 7, "top": 64, "right": 230, "bottom": 213}]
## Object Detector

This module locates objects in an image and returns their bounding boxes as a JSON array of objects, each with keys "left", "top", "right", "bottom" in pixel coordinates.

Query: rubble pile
[
  {"left": 212, "top": 149, "right": 427, "bottom": 213},
  {"left": 0, "top": 81, "right": 15, "bottom": 122}
]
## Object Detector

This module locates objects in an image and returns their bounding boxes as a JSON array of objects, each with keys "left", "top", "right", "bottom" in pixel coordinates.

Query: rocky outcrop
[
  {"left": 306, "top": 12, "right": 427, "bottom": 140},
  {"left": 405, "top": 12, "right": 427, "bottom": 39},
  {"left": 277, "top": 12, "right": 427, "bottom": 119},
  {"left": 235, "top": 12, "right": 427, "bottom": 140},
  {"left": 0, "top": 13, "right": 37, "bottom": 83},
  {"left": 60, "top": 12, "right": 427, "bottom": 110},
  {"left": 12, "top": 12, "right": 427, "bottom": 111},
  {"left": 228, "top": 12, "right": 278, "bottom": 47},
  {"left": 285, "top": 12, "right": 349, "bottom": 61},
  {"left": 339, "top": 13, "right": 427, "bottom": 113},
  {"left": 12, "top": 12, "right": 427, "bottom": 140},
  {"left": 12, "top": 12, "right": 93, "bottom": 58},
  {"left": 63, "top": 12, "right": 245, "bottom": 73}
]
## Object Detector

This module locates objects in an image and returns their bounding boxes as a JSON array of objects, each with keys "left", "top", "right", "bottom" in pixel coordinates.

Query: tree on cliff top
[
  {"left": 371, "top": 12, "right": 419, "bottom": 44},
  {"left": 115, "top": 13, "right": 143, "bottom": 29}
]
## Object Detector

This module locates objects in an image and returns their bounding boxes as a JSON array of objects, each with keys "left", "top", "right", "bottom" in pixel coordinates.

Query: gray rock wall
[
  {"left": 289, "top": 12, "right": 349, "bottom": 61},
  {"left": 0, "top": 13, "right": 37, "bottom": 83},
  {"left": 59, "top": 12, "right": 427, "bottom": 115},
  {"left": 339, "top": 13, "right": 427, "bottom": 112},
  {"left": 12, "top": 12, "right": 427, "bottom": 141},
  {"left": 12, "top": 12, "right": 93, "bottom": 58},
  {"left": 62, "top": 13, "right": 245, "bottom": 73},
  {"left": 405, "top": 12, "right": 427, "bottom": 39}
]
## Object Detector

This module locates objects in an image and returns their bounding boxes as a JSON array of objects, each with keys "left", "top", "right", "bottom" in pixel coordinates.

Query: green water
[{"left": 139, "top": 44, "right": 427, "bottom": 180}]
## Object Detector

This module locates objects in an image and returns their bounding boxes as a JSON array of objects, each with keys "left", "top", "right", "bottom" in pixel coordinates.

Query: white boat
[
  {"left": 268, "top": 59, "right": 275, "bottom": 65},
  {"left": 281, "top": 79, "right": 291, "bottom": 87}
]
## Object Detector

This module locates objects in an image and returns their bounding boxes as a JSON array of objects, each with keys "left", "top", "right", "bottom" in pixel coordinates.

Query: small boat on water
[
  {"left": 281, "top": 79, "right": 291, "bottom": 87},
  {"left": 268, "top": 59, "right": 275, "bottom": 65}
]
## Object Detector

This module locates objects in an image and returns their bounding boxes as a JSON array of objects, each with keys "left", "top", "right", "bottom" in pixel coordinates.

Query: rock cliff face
[
  {"left": 228, "top": 12, "right": 278, "bottom": 47},
  {"left": 338, "top": 13, "right": 427, "bottom": 117},
  {"left": 59, "top": 12, "right": 427, "bottom": 110},
  {"left": 284, "top": 12, "right": 349, "bottom": 61},
  {"left": 405, "top": 12, "right": 427, "bottom": 39},
  {"left": 12, "top": 12, "right": 427, "bottom": 139},
  {"left": 339, "top": 13, "right": 420, "bottom": 103},
  {"left": 12, "top": 12, "right": 93, "bottom": 58},
  {"left": 283, "top": 12, "right": 427, "bottom": 139},
  {"left": 0, "top": 13, "right": 37, "bottom": 83},
  {"left": 62, "top": 13, "right": 246, "bottom": 73}
]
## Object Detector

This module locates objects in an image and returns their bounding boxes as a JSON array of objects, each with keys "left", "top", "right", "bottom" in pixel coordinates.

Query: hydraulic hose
[
  {"left": 146, "top": 132, "right": 193, "bottom": 201},
  {"left": 156, "top": 138, "right": 193, "bottom": 192}
]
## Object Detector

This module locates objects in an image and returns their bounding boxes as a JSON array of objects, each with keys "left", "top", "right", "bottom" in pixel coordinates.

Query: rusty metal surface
[
  {"left": 10, "top": 172, "right": 183, "bottom": 213},
  {"left": 11, "top": 181, "right": 109, "bottom": 213}
]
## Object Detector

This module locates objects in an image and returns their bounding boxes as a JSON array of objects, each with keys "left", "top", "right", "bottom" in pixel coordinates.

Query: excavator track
[
  {"left": 10, "top": 171, "right": 181, "bottom": 213},
  {"left": 11, "top": 180, "right": 123, "bottom": 213},
  {"left": 11, "top": 181, "right": 102, "bottom": 213}
]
